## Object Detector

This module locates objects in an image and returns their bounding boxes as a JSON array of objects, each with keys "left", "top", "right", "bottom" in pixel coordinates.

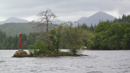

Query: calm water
[{"left": 0, "top": 50, "right": 130, "bottom": 73}]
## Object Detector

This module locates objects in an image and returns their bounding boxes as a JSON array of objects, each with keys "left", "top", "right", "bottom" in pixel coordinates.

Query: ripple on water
[
  {"left": 87, "top": 71, "right": 103, "bottom": 73},
  {"left": 30, "top": 70, "right": 37, "bottom": 72},
  {"left": 0, "top": 61, "right": 5, "bottom": 62},
  {"left": 86, "top": 66, "right": 94, "bottom": 68},
  {"left": 123, "top": 70, "right": 129, "bottom": 73}
]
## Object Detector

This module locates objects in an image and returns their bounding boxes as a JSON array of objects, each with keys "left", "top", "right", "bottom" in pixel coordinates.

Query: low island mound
[
  {"left": 13, "top": 49, "right": 87, "bottom": 57},
  {"left": 13, "top": 49, "right": 29, "bottom": 57}
]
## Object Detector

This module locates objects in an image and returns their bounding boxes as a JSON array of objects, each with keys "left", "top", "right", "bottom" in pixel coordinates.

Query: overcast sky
[{"left": 0, "top": 0, "right": 130, "bottom": 21}]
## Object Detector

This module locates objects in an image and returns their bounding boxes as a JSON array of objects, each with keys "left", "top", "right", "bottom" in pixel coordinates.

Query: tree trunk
[{"left": 47, "top": 21, "right": 49, "bottom": 49}]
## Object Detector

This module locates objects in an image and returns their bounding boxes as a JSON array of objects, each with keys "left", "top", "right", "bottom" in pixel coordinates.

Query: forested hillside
[
  {"left": 89, "top": 15, "right": 130, "bottom": 50},
  {"left": 0, "top": 22, "right": 36, "bottom": 37},
  {"left": 0, "top": 22, "right": 56, "bottom": 37}
]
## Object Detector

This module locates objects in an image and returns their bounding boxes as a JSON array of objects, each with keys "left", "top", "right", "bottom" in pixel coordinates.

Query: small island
[
  {"left": 13, "top": 49, "right": 87, "bottom": 57},
  {"left": 13, "top": 41, "right": 88, "bottom": 57}
]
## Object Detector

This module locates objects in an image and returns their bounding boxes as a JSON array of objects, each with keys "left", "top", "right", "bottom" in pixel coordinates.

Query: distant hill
[
  {"left": 74, "top": 11, "right": 116, "bottom": 26},
  {"left": 0, "top": 22, "right": 57, "bottom": 37},
  {"left": 0, "top": 22, "right": 36, "bottom": 36},
  {"left": 0, "top": 17, "right": 29, "bottom": 25},
  {"left": 0, "top": 17, "right": 56, "bottom": 36},
  {"left": 52, "top": 20, "right": 65, "bottom": 24}
]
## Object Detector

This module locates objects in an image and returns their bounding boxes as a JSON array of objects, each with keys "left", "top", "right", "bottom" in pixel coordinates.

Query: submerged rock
[{"left": 13, "top": 49, "right": 28, "bottom": 57}]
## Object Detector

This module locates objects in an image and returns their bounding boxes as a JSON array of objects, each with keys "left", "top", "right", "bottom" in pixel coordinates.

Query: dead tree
[{"left": 37, "top": 9, "right": 56, "bottom": 49}]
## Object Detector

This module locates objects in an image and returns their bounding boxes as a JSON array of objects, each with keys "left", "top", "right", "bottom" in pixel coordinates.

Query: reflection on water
[{"left": 0, "top": 50, "right": 130, "bottom": 73}]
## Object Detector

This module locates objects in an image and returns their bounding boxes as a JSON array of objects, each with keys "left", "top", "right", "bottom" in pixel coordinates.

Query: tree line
[
  {"left": 89, "top": 15, "right": 130, "bottom": 50},
  {"left": 0, "top": 31, "right": 40, "bottom": 49}
]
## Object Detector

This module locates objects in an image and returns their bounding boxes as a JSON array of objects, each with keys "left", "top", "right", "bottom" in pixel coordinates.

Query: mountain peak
[
  {"left": 7, "top": 17, "right": 18, "bottom": 19},
  {"left": 97, "top": 11, "right": 105, "bottom": 14},
  {"left": 77, "top": 17, "right": 87, "bottom": 22},
  {"left": 90, "top": 11, "right": 111, "bottom": 17},
  {"left": 76, "top": 11, "right": 116, "bottom": 26},
  {"left": 80, "top": 17, "right": 87, "bottom": 19},
  {"left": 0, "top": 17, "right": 29, "bottom": 24},
  {"left": 5, "top": 17, "right": 29, "bottom": 22}
]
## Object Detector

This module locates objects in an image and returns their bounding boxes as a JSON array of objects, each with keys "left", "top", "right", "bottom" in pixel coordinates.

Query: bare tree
[{"left": 37, "top": 9, "right": 56, "bottom": 49}]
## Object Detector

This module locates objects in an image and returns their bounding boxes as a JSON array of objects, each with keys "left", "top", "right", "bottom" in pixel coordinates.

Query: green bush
[
  {"left": 70, "top": 49, "right": 77, "bottom": 55},
  {"left": 28, "top": 41, "right": 47, "bottom": 55},
  {"left": 59, "top": 52, "right": 74, "bottom": 55},
  {"left": 28, "top": 45, "right": 34, "bottom": 56}
]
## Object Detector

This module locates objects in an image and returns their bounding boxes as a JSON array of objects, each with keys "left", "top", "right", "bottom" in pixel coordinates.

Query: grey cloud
[{"left": 0, "top": 0, "right": 130, "bottom": 20}]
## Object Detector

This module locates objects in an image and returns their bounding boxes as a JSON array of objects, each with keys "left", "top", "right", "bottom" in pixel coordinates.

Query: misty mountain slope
[
  {"left": 52, "top": 20, "right": 65, "bottom": 24},
  {"left": 0, "top": 22, "right": 58, "bottom": 37},
  {"left": 75, "top": 11, "right": 116, "bottom": 26},
  {"left": 0, "top": 23, "right": 36, "bottom": 36},
  {"left": 0, "top": 17, "right": 29, "bottom": 25},
  {"left": 77, "top": 17, "right": 88, "bottom": 22}
]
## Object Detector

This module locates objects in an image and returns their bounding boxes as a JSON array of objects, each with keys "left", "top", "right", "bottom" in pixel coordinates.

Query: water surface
[{"left": 0, "top": 50, "right": 130, "bottom": 73}]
